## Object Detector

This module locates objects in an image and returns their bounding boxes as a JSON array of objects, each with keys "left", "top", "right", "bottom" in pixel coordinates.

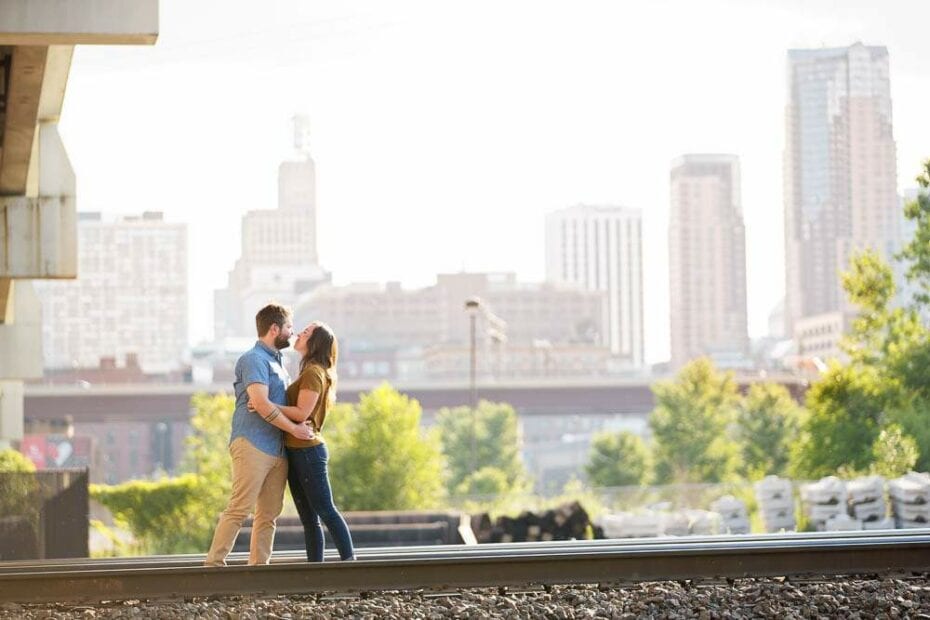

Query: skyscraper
[
  {"left": 214, "top": 116, "right": 329, "bottom": 339},
  {"left": 34, "top": 212, "right": 188, "bottom": 372},
  {"left": 784, "top": 43, "right": 899, "bottom": 333},
  {"left": 545, "top": 205, "right": 644, "bottom": 370},
  {"left": 668, "top": 154, "right": 749, "bottom": 370}
]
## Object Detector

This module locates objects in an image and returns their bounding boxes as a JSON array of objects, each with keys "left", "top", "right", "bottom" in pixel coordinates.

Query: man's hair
[{"left": 255, "top": 303, "right": 292, "bottom": 337}]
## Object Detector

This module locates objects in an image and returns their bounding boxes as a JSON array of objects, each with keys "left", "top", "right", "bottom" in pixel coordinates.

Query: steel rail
[
  {"left": 2, "top": 528, "right": 927, "bottom": 574},
  {"left": 2, "top": 533, "right": 930, "bottom": 604}
]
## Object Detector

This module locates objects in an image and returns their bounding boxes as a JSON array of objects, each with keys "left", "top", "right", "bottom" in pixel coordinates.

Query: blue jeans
[{"left": 286, "top": 443, "right": 355, "bottom": 562}]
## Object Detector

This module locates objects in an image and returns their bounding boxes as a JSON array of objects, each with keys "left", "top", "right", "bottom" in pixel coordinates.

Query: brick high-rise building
[{"left": 668, "top": 154, "right": 749, "bottom": 369}]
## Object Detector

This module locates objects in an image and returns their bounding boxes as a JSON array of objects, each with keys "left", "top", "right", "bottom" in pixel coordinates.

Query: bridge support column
[{"left": 0, "top": 279, "right": 41, "bottom": 447}]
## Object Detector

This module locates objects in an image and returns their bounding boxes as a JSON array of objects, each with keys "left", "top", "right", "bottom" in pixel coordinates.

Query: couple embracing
[{"left": 205, "top": 303, "right": 355, "bottom": 566}]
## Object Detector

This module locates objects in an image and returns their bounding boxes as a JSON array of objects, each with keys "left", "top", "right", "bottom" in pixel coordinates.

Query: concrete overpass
[
  {"left": 23, "top": 374, "right": 809, "bottom": 487},
  {"left": 0, "top": 1, "right": 158, "bottom": 447},
  {"left": 23, "top": 373, "right": 809, "bottom": 422}
]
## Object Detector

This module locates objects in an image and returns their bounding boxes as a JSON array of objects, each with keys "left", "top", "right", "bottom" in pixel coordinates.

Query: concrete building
[
  {"left": 784, "top": 43, "right": 900, "bottom": 335},
  {"left": 214, "top": 115, "right": 329, "bottom": 340},
  {"left": 544, "top": 205, "right": 644, "bottom": 370},
  {"left": 793, "top": 311, "right": 854, "bottom": 364},
  {"left": 668, "top": 154, "right": 749, "bottom": 369},
  {"left": 295, "top": 272, "right": 610, "bottom": 381},
  {"left": 0, "top": 1, "right": 158, "bottom": 447},
  {"left": 34, "top": 212, "right": 187, "bottom": 373}
]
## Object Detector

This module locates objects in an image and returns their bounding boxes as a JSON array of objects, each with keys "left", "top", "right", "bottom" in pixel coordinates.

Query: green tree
[
  {"left": 454, "top": 466, "right": 512, "bottom": 496},
  {"left": 91, "top": 393, "right": 235, "bottom": 554},
  {"left": 649, "top": 358, "right": 740, "bottom": 483},
  {"left": 870, "top": 424, "right": 919, "bottom": 479},
  {"left": 584, "top": 430, "right": 650, "bottom": 487},
  {"left": 736, "top": 383, "right": 802, "bottom": 480},
  {"left": 436, "top": 400, "right": 529, "bottom": 496},
  {"left": 0, "top": 448, "right": 35, "bottom": 472},
  {"left": 179, "top": 392, "right": 235, "bottom": 520},
  {"left": 0, "top": 449, "right": 38, "bottom": 526},
  {"left": 793, "top": 161, "right": 930, "bottom": 477},
  {"left": 328, "top": 383, "right": 445, "bottom": 510},
  {"left": 90, "top": 474, "right": 202, "bottom": 553},
  {"left": 790, "top": 362, "right": 885, "bottom": 479}
]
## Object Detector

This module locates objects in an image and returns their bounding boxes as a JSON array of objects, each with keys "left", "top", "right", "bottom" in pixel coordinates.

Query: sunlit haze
[{"left": 57, "top": 0, "right": 930, "bottom": 363}]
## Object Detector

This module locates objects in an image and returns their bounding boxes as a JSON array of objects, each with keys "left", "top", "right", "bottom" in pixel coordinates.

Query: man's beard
[{"left": 274, "top": 334, "right": 290, "bottom": 350}]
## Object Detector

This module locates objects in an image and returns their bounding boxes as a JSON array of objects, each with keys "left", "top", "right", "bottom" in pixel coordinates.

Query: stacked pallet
[
  {"left": 234, "top": 510, "right": 474, "bottom": 552},
  {"left": 754, "top": 476, "right": 796, "bottom": 532},
  {"left": 710, "top": 496, "right": 750, "bottom": 534},
  {"left": 471, "top": 501, "right": 592, "bottom": 543},
  {"left": 801, "top": 476, "right": 848, "bottom": 530},
  {"left": 890, "top": 472, "right": 930, "bottom": 528}
]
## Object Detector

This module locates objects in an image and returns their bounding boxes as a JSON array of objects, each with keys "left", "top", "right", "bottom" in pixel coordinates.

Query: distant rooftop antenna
[{"left": 293, "top": 114, "right": 311, "bottom": 157}]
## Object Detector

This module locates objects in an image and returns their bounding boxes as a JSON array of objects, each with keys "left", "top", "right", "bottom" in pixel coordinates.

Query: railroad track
[{"left": 2, "top": 530, "right": 929, "bottom": 604}]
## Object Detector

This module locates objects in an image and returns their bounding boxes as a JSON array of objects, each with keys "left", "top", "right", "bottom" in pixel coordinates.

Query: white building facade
[
  {"left": 34, "top": 212, "right": 188, "bottom": 372},
  {"left": 544, "top": 205, "right": 644, "bottom": 371}
]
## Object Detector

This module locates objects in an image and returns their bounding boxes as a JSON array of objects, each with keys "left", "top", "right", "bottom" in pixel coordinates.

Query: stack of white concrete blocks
[
  {"left": 657, "top": 511, "right": 691, "bottom": 536},
  {"left": 801, "top": 476, "right": 849, "bottom": 530},
  {"left": 889, "top": 472, "right": 930, "bottom": 528},
  {"left": 824, "top": 513, "right": 863, "bottom": 531},
  {"left": 685, "top": 509, "right": 721, "bottom": 536},
  {"left": 754, "top": 476, "right": 796, "bottom": 532},
  {"left": 710, "top": 495, "right": 750, "bottom": 534},
  {"left": 847, "top": 475, "right": 894, "bottom": 530},
  {"left": 597, "top": 512, "right": 661, "bottom": 538}
]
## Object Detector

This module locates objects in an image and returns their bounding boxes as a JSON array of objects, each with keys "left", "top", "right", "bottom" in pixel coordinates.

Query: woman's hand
[
  {"left": 289, "top": 422, "right": 316, "bottom": 441},
  {"left": 247, "top": 399, "right": 256, "bottom": 413}
]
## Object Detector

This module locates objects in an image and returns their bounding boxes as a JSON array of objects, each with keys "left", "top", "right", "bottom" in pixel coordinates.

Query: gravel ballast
[{"left": 2, "top": 576, "right": 930, "bottom": 619}]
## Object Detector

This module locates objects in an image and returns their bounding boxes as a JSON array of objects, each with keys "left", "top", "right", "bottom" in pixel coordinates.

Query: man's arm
[{"left": 245, "top": 383, "right": 314, "bottom": 440}]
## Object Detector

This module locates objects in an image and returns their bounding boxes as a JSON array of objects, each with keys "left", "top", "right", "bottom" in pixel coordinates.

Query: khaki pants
[{"left": 205, "top": 437, "right": 288, "bottom": 566}]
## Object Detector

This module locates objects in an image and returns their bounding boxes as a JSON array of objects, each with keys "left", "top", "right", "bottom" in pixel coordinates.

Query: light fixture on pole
[{"left": 464, "top": 297, "right": 481, "bottom": 474}]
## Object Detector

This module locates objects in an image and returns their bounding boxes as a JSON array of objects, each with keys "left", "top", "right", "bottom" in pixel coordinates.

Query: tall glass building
[{"left": 784, "top": 43, "right": 899, "bottom": 334}]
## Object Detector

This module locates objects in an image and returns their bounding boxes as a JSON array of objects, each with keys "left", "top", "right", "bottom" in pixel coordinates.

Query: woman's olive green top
[{"left": 283, "top": 363, "right": 331, "bottom": 449}]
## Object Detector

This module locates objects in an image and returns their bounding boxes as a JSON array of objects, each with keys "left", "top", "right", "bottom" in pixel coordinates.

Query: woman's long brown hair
[{"left": 301, "top": 322, "right": 338, "bottom": 405}]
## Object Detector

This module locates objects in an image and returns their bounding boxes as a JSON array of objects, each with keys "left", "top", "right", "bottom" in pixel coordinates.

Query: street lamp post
[{"left": 464, "top": 298, "right": 480, "bottom": 474}]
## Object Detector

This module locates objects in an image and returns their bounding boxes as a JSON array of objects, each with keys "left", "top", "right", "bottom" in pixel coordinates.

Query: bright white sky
[{"left": 58, "top": 0, "right": 930, "bottom": 363}]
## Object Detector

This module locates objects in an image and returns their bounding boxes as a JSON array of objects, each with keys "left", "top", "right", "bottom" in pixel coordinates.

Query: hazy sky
[{"left": 58, "top": 0, "right": 930, "bottom": 363}]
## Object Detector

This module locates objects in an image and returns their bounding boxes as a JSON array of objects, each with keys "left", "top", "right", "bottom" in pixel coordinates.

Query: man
[{"left": 205, "top": 303, "right": 314, "bottom": 566}]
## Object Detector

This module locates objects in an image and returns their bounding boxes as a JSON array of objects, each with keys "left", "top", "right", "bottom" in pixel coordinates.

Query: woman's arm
[
  {"left": 245, "top": 383, "right": 314, "bottom": 440},
  {"left": 277, "top": 389, "right": 320, "bottom": 424},
  {"left": 248, "top": 388, "right": 320, "bottom": 424}
]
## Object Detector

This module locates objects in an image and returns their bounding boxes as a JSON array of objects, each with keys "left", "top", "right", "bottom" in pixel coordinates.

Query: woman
[{"left": 252, "top": 321, "right": 355, "bottom": 562}]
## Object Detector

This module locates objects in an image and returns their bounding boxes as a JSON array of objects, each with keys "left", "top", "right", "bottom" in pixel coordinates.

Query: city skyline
[{"left": 55, "top": 0, "right": 930, "bottom": 364}]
